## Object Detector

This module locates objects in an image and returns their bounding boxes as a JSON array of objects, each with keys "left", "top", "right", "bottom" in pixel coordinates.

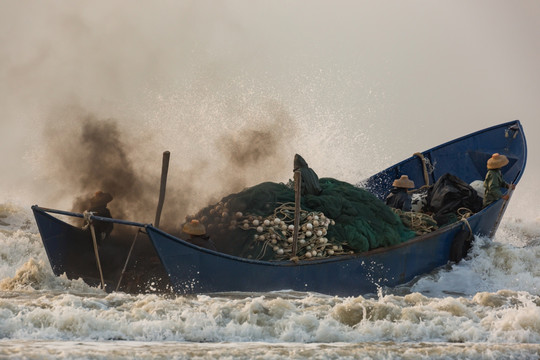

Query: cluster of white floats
[{"left": 236, "top": 209, "right": 352, "bottom": 260}]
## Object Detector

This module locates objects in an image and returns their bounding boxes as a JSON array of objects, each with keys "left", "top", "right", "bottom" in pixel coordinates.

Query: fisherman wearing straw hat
[
  {"left": 385, "top": 175, "right": 415, "bottom": 211},
  {"left": 483, "top": 153, "right": 516, "bottom": 207},
  {"left": 182, "top": 219, "right": 217, "bottom": 251}
]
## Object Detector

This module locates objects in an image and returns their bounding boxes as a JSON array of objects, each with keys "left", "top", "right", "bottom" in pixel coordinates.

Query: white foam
[
  {"left": 0, "top": 195, "right": 539, "bottom": 351},
  {"left": 1, "top": 288, "right": 539, "bottom": 345},
  {"left": 409, "top": 234, "right": 540, "bottom": 297}
]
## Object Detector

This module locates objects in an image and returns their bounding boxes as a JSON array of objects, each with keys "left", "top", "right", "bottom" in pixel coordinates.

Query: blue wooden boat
[
  {"left": 32, "top": 120, "right": 526, "bottom": 296},
  {"left": 31, "top": 208, "right": 172, "bottom": 293}
]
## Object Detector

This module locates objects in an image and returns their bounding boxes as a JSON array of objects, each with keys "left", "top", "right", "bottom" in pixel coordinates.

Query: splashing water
[
  {"left": 2, "top": 1, "right": 540, "bottom": 358},
  {"left": 1, "top": 202, "right": 539, "bottom": 359}
]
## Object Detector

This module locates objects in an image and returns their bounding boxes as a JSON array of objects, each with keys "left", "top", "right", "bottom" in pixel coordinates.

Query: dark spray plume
[
  {"left": 42, "top": 110, "right": 180, "bottom": 229},
  {"left": 214, "top": 100, "right": 298, "bottom": 195},
  {"left": 42, "top": 102, "right": 300, "bottom": 233},
  {"left": 68, "top": 118, "right": 148, "bottom": 220}
]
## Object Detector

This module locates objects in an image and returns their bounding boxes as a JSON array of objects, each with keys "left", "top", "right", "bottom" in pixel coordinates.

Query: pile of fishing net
[{"left": 186, "top": 178, "right": 415, "bottom": 260}]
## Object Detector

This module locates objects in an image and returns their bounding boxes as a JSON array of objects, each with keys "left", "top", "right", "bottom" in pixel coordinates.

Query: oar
[{"left": 489, "top": 185, "right": 515, "bottom": 238}]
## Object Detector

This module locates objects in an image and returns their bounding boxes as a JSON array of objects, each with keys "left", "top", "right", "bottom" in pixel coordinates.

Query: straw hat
[
  {"left": 183, "top": 219, "right": 206, "bottom": 236},
  {"left": 487, "top": 153, "right": 509, "bottom": 170},
  {"left": 90, "top": 191, "right": 113, "bottom": 207},
  {"left": 392, "top": 175, "right": 415, "bottom": 189}
]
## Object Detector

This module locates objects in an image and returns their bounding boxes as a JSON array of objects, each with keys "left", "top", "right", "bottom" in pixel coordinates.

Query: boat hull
[
  {"left": 32, "top": 207, "right": 171, "bottom": 293},
  {"left": 146, "top": 120, "right": 526, "bottom": 296},
  {"left": 33, "top": 120, "right": 527, "bottom": 296},
  {"left": 146, "top": 199, "right": 503, "bottom": 296}
]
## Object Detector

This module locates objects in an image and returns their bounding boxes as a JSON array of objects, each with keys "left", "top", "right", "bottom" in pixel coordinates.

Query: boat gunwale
[
  {"left": 31, "top": 186, "right": 506, "bottom": 269},
  {"left": 31, "top": 205, "right": 148, "bottom": 228},
  {"left": 146, "top": 214, "right": 468, "bottom": 267},
  {"left": 369, "top": 119, "right": 526, "bottom": 185}
]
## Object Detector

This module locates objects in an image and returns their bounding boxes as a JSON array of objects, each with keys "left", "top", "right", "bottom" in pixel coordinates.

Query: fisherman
[
  {"left": 483, "top": 153, "right": 516, "bottom": 207},
  {"left": 87, "top": 191, "right": 114, "bottom": 245},
  {"left": 293, "top": 154, "right": 322, "bottom": 196},
  {"left": 182, "top": 219, "right": 217, "bottom": 251},
  {"left": 385, "top": 175, "right": 415, "bottom": 211}
]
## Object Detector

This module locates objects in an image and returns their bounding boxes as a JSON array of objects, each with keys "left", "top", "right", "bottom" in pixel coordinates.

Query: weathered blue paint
[
  {"left": 31, "top": 206, "right": 162, "bottom": 291},
  {"left": 32, "top": 207, "right": 89, "bottom": 278},
  {"left": 146, "top": 120, "right": 527, "bottom": 296},
  {"left": 32, "top": 121, "right": 527, "bottom": 296},
  {"left": 145, "top": 200, "right": 506, "bottom": 296}
]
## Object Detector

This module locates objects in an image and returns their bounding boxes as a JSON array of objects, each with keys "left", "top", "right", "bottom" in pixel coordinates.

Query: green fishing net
[{"left": 188, "top": 178, "right": 415, "bottom": 259}]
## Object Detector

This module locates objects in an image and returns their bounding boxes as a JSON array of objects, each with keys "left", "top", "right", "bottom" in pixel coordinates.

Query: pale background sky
[{"left": 0, "top": 1, "right": 538, "bottom": 222}]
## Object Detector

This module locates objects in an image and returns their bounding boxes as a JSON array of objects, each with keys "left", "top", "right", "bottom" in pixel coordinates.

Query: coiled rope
[
  {"left": 391, "top": 208, "right": 438, "bottom": 235},
  {"left": 457, "top": 207, "right": 473, "bottom": 238}
]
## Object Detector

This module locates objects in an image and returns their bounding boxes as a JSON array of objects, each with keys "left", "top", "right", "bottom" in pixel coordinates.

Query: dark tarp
[
  {"left": 425, "top": 173, "right": 483, "bottom": 225},
  {"left": 294, "top": 154, "right": 322, "bottom": 196}
]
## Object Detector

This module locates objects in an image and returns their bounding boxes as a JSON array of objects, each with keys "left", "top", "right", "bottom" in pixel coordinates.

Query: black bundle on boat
[
  {"left": 187, "top": 178, "right": 415, "bottom": 259},
  {"left": 425, "top": 173, "right": 483, "bottom": 226}
]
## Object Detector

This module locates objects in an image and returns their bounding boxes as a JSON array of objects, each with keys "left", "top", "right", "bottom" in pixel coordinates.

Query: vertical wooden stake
[
  {"left": 115, "top": 229, "right": 141, "bottom": 292},
  {"left": 89, "top": 223, "right": 105, "bottom": 290},
  {"left": 154, "top": 151, "right": 170, "bottom": 228},
  {"left": 292, "top": 170, "right": 302, "bottom": 256}
]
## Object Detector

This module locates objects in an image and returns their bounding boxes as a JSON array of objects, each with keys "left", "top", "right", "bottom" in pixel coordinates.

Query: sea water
[
  {"left": 2, "top": 1, "right": 540, "bottom": 358},
  {"left": 1, "top": 203, "right": 539, "bottom": 359}
]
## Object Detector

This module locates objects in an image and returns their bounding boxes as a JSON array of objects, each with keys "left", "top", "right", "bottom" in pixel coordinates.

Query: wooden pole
[
  {"left": 292, "top": 170, "right": 302, "bottom": 256},
  {"left": 414, "top": 152, "right": 430, "bottom": 186},
  {"left": 115, "top": 229, "right": 141, "bottom": 292},
  {"left": 89, "top": 223, "right": 105, "bottom": 290},
  {"left": 154, "top": 151, "right": 170, "bottom": 228}
]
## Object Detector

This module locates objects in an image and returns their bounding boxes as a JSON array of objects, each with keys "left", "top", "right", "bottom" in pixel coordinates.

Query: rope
[
  {"left": 393, "top": 206, "right": 475, "bottom": 237},
  {"left": 238, "top": 203, "right": 349, "bottom": 261},
  {"left": 82, "top": 210, "right": 93, "bottom": 230},
  {"left": 414, "top": 152, "right": 430, "bottom": 187},
  {"left": 391, "top": 208, "right": 438, "bottom": 235},
  {"left": 456, "top": 207, "right": 473, "bottom": 219},
  {"left": 115, "top": 229, "right": 141, "bottom": 292},
  {"left": 83, "top": 210, "right": 105, "bottom": 290},
  {"left": 457, "top": 207, "right": 473, "bottom": 240}
]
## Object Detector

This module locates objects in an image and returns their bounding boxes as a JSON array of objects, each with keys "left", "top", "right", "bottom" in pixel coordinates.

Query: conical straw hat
[
  {"left": 487, "top": 153, "right": 509, "bottom": 170},
  {"left": 392, "top": 175, "right": 415, "bottom": 189},
  {"left": 182, "top": 219, "right": 206, "bottom": 236}
]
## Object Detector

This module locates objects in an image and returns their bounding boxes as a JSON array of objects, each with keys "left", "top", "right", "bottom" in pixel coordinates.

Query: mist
[{"left": 1, "top": 0, "right": 539, "bottom": 227}]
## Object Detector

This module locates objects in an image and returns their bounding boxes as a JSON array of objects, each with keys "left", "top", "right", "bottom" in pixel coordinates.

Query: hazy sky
[{"left": 1, "top": 1, "right": 538, "bottom": 221}]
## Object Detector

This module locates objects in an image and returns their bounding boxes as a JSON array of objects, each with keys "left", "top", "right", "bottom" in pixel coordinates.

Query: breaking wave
[{"left": 0, "top": 202, "right": 539, "bottom": 358}]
